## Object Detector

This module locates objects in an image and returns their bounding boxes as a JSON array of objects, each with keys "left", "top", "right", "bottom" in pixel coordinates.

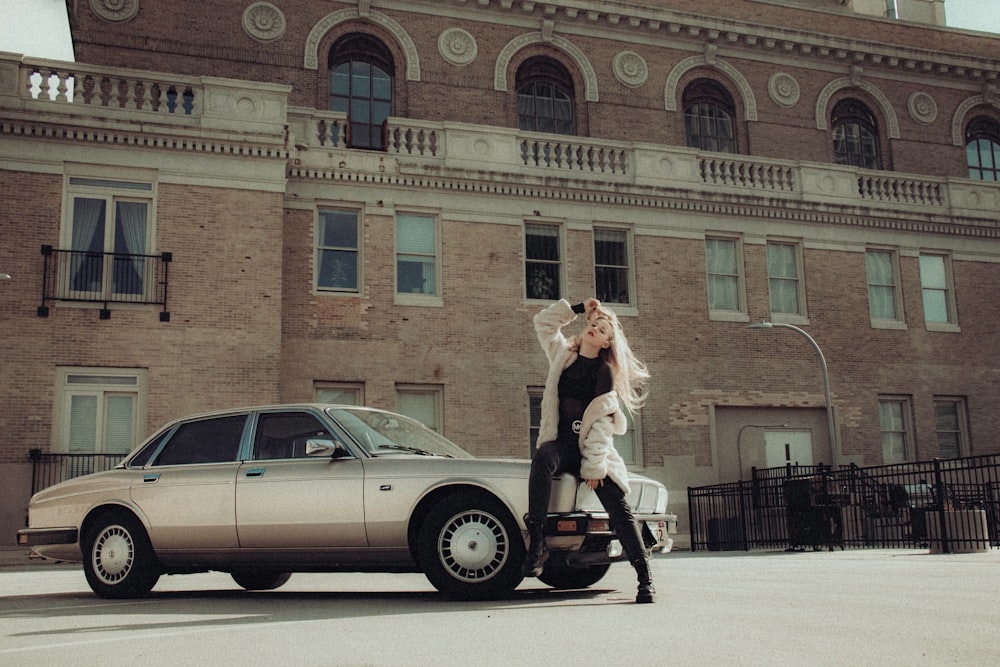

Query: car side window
[
  {"left": 152, "top": 415, "right": 247, "bottom": 466},
  {"left": 254, "top": 412, "right": 339, "bottom": 460}
]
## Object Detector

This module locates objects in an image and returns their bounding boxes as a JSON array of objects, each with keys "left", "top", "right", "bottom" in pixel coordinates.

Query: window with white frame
[
  {"left": 56, "top": 368, "right": 146, "bottom": 475},
  {"left": 315, "top": 382, "right": 364, "bottom": 405},
  {"left": 525, "top": 222, "right": 562, "bottom": 301},
  {"left": 767, "top": 241, "right": 806, "bottom": 318},
  {"left": 396, "top": 213, "right": 439, "bottom": 297},
  {"left": 594, "top": 227, "right": 632, "bottom": 306},
  {"left": 934, "top": 397, "right": 968, "bottom": 459},
  {"left": 63, "top": 177, "right": 154, "bottom": 301},
  {"left": 396, "top": 385, "right": 442, "bottom": 432},
  {"left": 919, "top": 253, "right": 958, "bottom": 328},
  {"left": 317, "top": 208, "right": 360, "bottom": 292},
  {"left": 705, "top": 236, "right": 746, "bottom": 317},
  {"left": 865, "top": 249, "right": 904, "bottom": 325},
  {"left": 879, "top": 396, "right": 913, "bottom": 464}
]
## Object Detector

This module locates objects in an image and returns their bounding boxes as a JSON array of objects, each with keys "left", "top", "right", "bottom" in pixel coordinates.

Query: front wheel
[
  {"left": 537, "top": 562, "right": 610, "bottom": 590},
  {"left": 82, "top": 510, "right": 161, "bottom": 599},
  {"left": 417, "top": 492, "right": 524, "bottom": 600}
]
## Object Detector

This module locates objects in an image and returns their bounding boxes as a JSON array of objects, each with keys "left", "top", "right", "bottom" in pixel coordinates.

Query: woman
[{"left": 524, "top": 297, "right": 655, "bottom": 604}]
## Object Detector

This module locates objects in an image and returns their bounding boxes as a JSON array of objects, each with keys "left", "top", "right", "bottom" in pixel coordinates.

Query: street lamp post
[{"left": 747, "top": 321, "right": 838, "bottom": 468}]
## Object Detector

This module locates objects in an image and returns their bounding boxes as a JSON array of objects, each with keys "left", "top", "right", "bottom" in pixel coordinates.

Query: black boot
[
  {"left": 521, "top": 517, "right": 548, "bottom": 577},
  {"left": 633, "top": 556, "right": 656, "bottom": 604}
]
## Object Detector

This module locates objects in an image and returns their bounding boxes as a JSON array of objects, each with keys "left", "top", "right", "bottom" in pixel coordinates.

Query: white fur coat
[{"left": 534, "top": 300, "right": 631, "bottom": 494}]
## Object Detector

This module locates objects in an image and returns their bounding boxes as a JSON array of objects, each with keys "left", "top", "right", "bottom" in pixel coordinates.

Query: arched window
[
  {"left": 330, "top": 33, "right": 394, "bottom": 150},
  {"left": 516, "top": 57, "right": 576, "bottom": 135},
  {"left": 965, "top": 116, "right": 1000, "bottom": 181},
  {"left": 683, "top": 78, "right": 736, "bottom": 153},
  {"left": 832, "top": 98, "right": 882, "bottom": 170}
]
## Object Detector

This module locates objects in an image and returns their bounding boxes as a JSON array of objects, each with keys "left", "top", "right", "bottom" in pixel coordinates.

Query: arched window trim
[
  {"left": 515, "top": 56, "right": 577, "bottom": 136},
  {"left": 683, "top": 77, "right": 738, "bottom": 154},
  {"left": 831, "top": 97, "right": 883, "bottom": 170},
  {"left": 329, "top": 33, "right": 395, "bottom": 150},
  {"left": 965, "top": 115, "right": 1000, "bottom": 181}
]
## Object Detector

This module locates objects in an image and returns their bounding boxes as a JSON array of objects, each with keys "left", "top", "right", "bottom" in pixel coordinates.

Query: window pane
[
  {"left": 316, "top": 387, "right": 361, "bottom": 405},
  {"left": 594, "top": 229, "right": 626, "bottom": 265},
  {"left": 596, "top": 266, "right": 629, "bottom": 305},
  {"left": 319, "top": 250, "right": 358, "bottom": 290},
  {"left": 526, "top": 262, "right": 559, "bottom": 300},
  {"left": 922, "top": 290, "right": 949, "bottom": 322},
  {"left": 154, "top": 415, "right": 246, "bottom": 466},
  {"left": 320, "top": 210, "right": 358, "bottom": 248},
  {"left": 769, "top": 279, "right": 799, "bottom": 313},
  {"left": 104, "top": 395, "right": 135, "bottom": 455},
  {"left": 398, "top": 392, "right": 438, "bottom": 431},
  {"left": 526, "top": 223, "right": 559, "bottom": 261},
  {"left": 767, "top": 244, "right": 797, "bottom": 279},
  {"left": 397, "top": 256, "right": 435, "bottom": 294},
  {"left": 397, "top": 215, "right": 435, "bottom": 254},
  {"left": 919, "top": 255, "right": 946, "bottom": 288},
  {"left": 708, "top": 275, "right": 739, "bottom": 310},
  {"left": 69, "top": 395, "right": 98, "bottom": 454}
]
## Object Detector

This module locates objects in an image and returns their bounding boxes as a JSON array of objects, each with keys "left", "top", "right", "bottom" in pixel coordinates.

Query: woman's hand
[
  {"left": 583, "top": 298, "right": 601, "bottom": 317},
  {"left": 585, "top": 478, "right": 604, "bottom": 490}
]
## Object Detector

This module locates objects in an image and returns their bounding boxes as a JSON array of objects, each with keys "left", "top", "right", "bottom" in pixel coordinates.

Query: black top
[{"left": 556, "top": 304, "right": 613, "bottom": 440}]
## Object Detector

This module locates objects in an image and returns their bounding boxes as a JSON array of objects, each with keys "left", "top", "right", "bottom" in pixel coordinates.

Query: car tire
[
  {"left": 417, "top": 492, "right": 525, "bottom": 600},
  {"left": 537, "top": 562, "right": 610, "bottom": 590},
  {"left": 82, "top": 510, "right": 161, "bottom": 599},
  {"left": 231, "top": 571, "right": 292, "bottom": 591}
]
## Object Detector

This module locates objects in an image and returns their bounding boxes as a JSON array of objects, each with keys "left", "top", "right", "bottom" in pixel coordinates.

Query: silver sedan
[{"left": 17, "top": 405, "right": 675, "bottom": 600}]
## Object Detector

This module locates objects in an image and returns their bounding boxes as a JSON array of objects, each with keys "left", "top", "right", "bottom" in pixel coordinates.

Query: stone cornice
[
  {"left": 398, "top": 0, "right": 1000, "bottom": 85},
  {"left": 286, "top": 161, "right": 1000, "bottom": 240}
]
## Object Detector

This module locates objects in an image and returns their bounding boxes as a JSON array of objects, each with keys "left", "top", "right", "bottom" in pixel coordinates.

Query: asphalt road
[{"left": 1, "top": 548, "right": 998, "bottom": 666}]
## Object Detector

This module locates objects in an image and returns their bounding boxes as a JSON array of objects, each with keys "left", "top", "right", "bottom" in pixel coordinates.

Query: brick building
[{"left": 1, "top": 0, "right": 998, "bottom": 547}]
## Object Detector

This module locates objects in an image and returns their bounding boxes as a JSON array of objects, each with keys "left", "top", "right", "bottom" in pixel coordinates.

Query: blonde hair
[{"left": 569, "top": 304, "right": 650, "bottom": 414}]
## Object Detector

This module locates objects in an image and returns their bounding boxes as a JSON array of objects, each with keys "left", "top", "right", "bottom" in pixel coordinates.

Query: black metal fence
[
  {"left": 689, "top": 454, "right": 1000, "bottom": 554},
  {"left": 28, "top": 449, "right": 128, "bottom": 496}
]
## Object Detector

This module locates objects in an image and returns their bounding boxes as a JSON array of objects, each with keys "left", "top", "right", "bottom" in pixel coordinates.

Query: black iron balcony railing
[{"left": 39, "top": 245, "right": 171, "bottom": 320}]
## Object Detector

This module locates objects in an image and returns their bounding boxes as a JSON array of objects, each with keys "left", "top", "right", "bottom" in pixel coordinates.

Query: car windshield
[{"left": 326, "top": 407, "right": 472, "bottom": 459}]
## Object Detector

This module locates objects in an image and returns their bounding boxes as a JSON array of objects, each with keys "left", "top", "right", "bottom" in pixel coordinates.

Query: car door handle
[
  {"left": 142, "top": 473, "right": 160, "bottom": 483},
  {"left": 245, "top": 468, "right": 265, "bottom": 478}
]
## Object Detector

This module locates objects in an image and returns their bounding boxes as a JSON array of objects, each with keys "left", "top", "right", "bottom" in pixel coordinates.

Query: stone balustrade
[{"left": 4, "top": 53, "right": 999, "bottom": 223}]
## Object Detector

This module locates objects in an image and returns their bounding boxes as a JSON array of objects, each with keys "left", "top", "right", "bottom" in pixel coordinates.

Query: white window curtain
[
  {"left": 70, "top": 198, "right": 106, "bottom": 292},
  {"left": 866, "top": 251, "right": 896, "bottom": 319},
  {"left": 706, "top": 239, "right": 739, "bottom": 311},
  {"left": 919, "top": 255, "right": 949, "bottom": 322},
  {"left": 767, "top": 243, "right": 799, "bottom": 314},
  {"left": 114, "top": 201, "right": 148, "bottom": 296}
]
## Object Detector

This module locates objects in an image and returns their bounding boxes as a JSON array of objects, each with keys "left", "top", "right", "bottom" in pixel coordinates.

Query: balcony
[
  {"left": 38, "top": 245, "right": 171, "bottom": 321},
  {"left": 3, "top": 53, "right": 998, "bottom": 226}
]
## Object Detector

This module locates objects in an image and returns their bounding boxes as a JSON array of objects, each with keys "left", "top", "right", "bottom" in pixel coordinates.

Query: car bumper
[
  {"left": 546, "top": 512, "right": 677, "bottom": 557},
  {"left": 16, "top": 527, "right": 79, "bottom": 547}
]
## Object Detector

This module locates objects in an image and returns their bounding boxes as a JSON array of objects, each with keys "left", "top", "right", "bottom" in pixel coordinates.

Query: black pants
[{"left": 528, "top": 437, "right": 646, "bottom": 563}]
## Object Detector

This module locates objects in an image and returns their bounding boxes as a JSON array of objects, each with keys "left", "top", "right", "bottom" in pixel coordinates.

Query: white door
[{"left": 765, "top": 430, "right": 813, "bottom": 467}]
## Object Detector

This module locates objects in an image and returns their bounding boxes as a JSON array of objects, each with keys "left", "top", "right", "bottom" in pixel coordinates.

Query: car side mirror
[{"left": 305, "top": 438, "right": 350, "bottom": 458}]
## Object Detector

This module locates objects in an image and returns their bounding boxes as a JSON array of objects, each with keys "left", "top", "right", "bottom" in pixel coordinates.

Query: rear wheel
[
  {"left": 82, "top": 510, "right": 161, "bottom": 599},
  {"left": 537, "top": 562, "right": 610, "bottom": 590},
  {"left": 231, "top": 571, "right": 292, "bottom": 591},
  {"left": 418, "top": 492, "right": 524, "bottom": 600}
]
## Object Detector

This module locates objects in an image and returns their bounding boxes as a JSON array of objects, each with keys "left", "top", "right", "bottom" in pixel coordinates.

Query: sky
[{"left": 0, "top": 0, "right": 998, "bottom": 61}]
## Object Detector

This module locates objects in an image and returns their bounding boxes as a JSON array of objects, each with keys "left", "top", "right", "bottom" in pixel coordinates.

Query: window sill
[
  {"left": 769, "top": 313, "right": 810, "bottom": 326},
  {"left": 925, "top": 321, "right": 961, "bottom": 333},
  {"left": 394, "top": 293, "right": 443, "bottom": 308},
  {"left": 709, "top": 310, "right": 750, "bottom": 323},
  {"left": 870, "top": 319, "right": 907, "bottom": 331}
]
